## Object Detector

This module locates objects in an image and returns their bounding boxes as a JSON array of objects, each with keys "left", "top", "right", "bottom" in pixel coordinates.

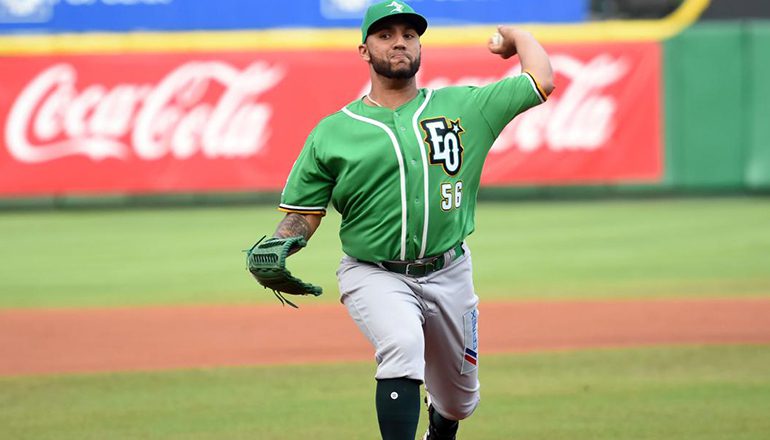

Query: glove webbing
[{"left": 246, "top": 236, "right": 300, "bottom": 309}]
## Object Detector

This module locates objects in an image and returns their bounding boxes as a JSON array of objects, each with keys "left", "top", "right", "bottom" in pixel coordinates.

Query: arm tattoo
[{"left": 274, "top": 213, "right": 312, "bottom": 240}]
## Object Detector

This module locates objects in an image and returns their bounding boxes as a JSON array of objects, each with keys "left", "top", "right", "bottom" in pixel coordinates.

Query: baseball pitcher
[{"left": 248, "top": 1, "right": 553, "bottom": 438}]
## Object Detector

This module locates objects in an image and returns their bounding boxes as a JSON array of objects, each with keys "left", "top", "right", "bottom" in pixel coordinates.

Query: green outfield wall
[
  {"left": 664, "top": 21, "right": 770, "bottom": 191},
  {"left": 746, "top": 22, "right": 770, "bottom": 190}
]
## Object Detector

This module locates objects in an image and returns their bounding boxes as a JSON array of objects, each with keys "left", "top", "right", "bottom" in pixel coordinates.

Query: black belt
[{"left": 378, "top": 243, "right": 464, "bottom": 277}]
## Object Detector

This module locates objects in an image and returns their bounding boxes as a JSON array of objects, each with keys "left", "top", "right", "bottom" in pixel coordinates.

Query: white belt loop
[{"left": 443, "top": 247, "right": 454, "bottom": 267}]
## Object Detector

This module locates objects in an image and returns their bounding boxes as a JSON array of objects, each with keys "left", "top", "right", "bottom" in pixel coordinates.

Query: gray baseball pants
[{"left": 336, "top": 244, "right": 480, "bottom": 421}]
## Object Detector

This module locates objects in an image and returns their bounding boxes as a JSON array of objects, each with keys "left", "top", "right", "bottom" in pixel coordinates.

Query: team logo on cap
[
  {"left": 387, "top": 1, "right": 404, "bottom": 13},
  {"left": 420, "top": 117, "right": 465, "bottom": 176}
]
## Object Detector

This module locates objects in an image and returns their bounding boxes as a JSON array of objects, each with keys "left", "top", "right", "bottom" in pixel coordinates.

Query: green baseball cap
[{"left": 361, "top": 1, "right": 428, "bottom": 43}]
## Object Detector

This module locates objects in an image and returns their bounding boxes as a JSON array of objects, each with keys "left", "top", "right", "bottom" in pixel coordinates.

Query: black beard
[{"left": 370, "top": 53, "right": 421, "bottom": 79}]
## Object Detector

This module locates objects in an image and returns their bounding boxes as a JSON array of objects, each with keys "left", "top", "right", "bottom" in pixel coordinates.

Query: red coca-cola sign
[
  {"left": 481, "top": 44, "right": 661, "bottom": 184},
  {"left": 0, "top": 43, "right": 661, "bottom": 196}
]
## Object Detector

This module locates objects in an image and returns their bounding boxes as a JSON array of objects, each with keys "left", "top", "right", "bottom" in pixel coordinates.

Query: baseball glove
[{"left": 244, "top": 235, "right": 323, "bottom": 308}]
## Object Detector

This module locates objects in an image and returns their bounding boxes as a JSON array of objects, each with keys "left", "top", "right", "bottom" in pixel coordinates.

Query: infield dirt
[{"left": 2, "top": 298, "right": 770, "bottom": 376}]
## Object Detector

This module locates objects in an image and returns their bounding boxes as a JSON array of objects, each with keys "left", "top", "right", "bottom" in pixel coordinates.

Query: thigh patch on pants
[{"left": 461, "top": 308, "right": 479, "bottom": 375}]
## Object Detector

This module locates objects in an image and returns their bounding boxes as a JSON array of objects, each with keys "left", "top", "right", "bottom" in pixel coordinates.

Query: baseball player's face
[{"left": 362, "top": 20, "right": 421, "bottom": 80}]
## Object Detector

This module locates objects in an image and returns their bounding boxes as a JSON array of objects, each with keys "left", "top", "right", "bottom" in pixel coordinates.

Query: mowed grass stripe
[
  {"left": 0, "top": 198, "right": 768, "bottom": 308},
  {"left": 1, "top": 345, "right": 768, "bottom": 439}
]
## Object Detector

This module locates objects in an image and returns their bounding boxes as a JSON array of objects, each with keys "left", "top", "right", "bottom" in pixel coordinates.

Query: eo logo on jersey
[{"left": 420, "top": 117, "right": 465, "bottom": 175}]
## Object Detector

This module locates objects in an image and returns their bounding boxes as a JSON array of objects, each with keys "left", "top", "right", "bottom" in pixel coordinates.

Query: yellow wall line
[{"left": 0, "top": 0, "right": 709, "bottom": 55}]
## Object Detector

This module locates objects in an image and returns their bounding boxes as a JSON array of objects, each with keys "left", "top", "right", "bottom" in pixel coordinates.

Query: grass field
[
  {"left": 2, "top": 198, "right": 769, "bottom": 440},
  {"left": 2, "top": 345, "right": 769, "bottom": 440},
  {"left": 0, "top": 197, "right": 768, "bottom": 308}
]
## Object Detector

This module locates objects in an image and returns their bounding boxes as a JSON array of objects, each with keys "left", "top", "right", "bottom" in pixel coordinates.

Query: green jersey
[{"left": 280, "top": 73, "right": 546, "bottom": 262}]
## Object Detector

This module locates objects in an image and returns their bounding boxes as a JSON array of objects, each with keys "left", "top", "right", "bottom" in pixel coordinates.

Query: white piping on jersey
[
  {"left": 523, "top": 73, "right": 546, "bottom": 103},
  {"left": 341, "top": 107, "right": 408, "bottom": 261},
  {"left": 411, "top": 89, "right": 433, "bottom": 259},
  {"left": 278, "top": 203, "right": 327, "bottom": 211}
]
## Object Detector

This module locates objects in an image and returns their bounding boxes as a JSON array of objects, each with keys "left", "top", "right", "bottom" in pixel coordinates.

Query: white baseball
[{"left": 491, "top": 32, "right": 503, "bottom": 46}]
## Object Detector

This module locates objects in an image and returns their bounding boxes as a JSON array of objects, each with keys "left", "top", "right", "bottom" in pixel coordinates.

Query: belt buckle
[
  {"left": 405, "top": 260, "right": 435, "bottom": 277},
  {"left": 404, "top": 262, "right": 420, "bottom": 277}
]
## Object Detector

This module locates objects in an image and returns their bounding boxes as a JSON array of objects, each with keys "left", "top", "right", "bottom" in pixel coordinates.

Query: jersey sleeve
[
  {"left": 279, "top": 129, "right": 334, "bottom": 216},
  {"left": 469, "top": 71, "right": 548, "bottom": 138}
]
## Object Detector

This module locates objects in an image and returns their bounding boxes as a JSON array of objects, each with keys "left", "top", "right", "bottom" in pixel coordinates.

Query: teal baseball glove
[{"left": 244, "top": 236, "right": 323, "bottom": 308}]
